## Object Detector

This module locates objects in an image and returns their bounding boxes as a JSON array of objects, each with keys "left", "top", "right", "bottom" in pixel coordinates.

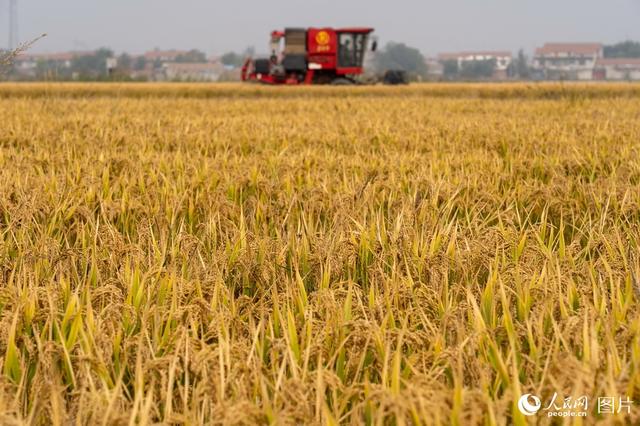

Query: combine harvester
[{"left": 241, "top": 27, "right": 407, "bottom": 85}]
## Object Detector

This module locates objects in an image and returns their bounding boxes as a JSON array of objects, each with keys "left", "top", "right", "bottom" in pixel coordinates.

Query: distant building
[
  {"left": 106, "top": 57, "right": 118, "bottom": 76},
  {"left": 144, "top": 49, "right": 189, "bottom": 63},
  {"left": 162, "top": 62, "right": 224, "bottom": 81},
  {"left": 594, "top": 58, "right": 640, "bottom": 81},
  {"left": 425, "top": 58, "right": 444, "bottom": 79},
  {"left": 12, "top": 51, "right": 93, "bottom": 78},
  {"left": 127, "top": 62, "right": 157, "bottom": 81},
  {"left": 16, "top": 52, "right": 83, "bottom": 70},
  {"left": 437, "top": 51, "right": 513, "bottom": 79},
  {"left": 533, "top": 43, "right": 603, "bottom": 80}
]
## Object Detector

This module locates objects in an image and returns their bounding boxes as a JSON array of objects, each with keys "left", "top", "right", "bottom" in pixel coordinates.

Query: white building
[
  {"left": 594, "top": 58, "right": 640, "bottom": 81},
  {"left": 144, "top": 49, "right": 189, "bottom": 63},
  {"left": 425, "top": 58, "right": 444, "bottom": 79},
  {"left": 162, "top": 62, "right": 224, "bottom": 81},
  {"left": 437, "top": 51, "right": 513, "bottom": 79},
  {"left": 533, "top": 43, "right": 602, "bottom": 80},
  {"left": 15, "top": 52, "right": 77, "bottom": 71},
  {"left": 12, "top": 52, "right": 95, "bottom": 78}
]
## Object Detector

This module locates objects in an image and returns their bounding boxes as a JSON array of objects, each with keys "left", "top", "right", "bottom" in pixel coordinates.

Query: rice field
[{"left": 1, "top": 83, "right": 639, "bottom": 425}]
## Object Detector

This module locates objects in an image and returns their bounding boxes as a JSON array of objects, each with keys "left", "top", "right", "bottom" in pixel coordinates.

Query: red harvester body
[{"left": 241, "top": 27, "right": 376, "bottom": 85}]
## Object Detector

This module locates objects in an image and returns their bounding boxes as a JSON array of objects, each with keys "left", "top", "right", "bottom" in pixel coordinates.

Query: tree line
[{"left": 3, "top": 40, "right": 640, "bottom": 81}]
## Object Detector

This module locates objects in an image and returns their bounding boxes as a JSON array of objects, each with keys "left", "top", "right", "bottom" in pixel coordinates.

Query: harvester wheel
[{"left": 331, "top": 78, "right": 354, "bottom": 85}]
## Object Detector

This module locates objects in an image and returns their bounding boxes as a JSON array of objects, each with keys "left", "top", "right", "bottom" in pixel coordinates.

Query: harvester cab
[{"left": 242, "top": 27, "right": 376, "bottom": 85}]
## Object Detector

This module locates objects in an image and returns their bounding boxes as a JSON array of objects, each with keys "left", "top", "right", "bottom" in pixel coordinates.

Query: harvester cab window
[
  {"left": 354, "top": 34, "right": 366, "bottom": 65},
  {"left": 338, "top": 34, "right": 354, "bottom": 67},
  {"left": 338, "top": 33, "right": 367, "bottom": 68}
]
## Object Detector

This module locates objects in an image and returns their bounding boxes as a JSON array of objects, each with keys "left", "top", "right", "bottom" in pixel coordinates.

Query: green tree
[
  {"left": 71, "top": 48, "right": 114, "bottom": 79},
  {"left": 221, "top": 52, "right": 244, "bottom": 67},
  {"left": 373, "top": 42, "right": 427, "bottom": 78},
  {"left": 118, "top": 53, "right": 132, "bottom": 71},
  {"left": 220, "top": 47, "right": 255, "bottom": 68},
  {"left": 134, "top": 56, "right": 147, "bottom": 71},
  {"left": 459, "top": 58, "right": 496, "bottom": 79},
  {"left": 514, "top": 49, "right": 530, "bottom": 79},
  {"left": 442, "top": 59, "right": 459, "bottom": 79},
  {"left": 604, "top": 41, "right": 640, "bottom": 58},
  {"left": 35, "top": 59, "right": 72, "bottom": 80},
  {"left": 0, "top": 49, "right": 15, "bottom": 78}
]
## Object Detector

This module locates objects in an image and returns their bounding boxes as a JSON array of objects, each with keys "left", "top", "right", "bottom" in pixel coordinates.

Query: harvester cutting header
[{"left": 241, "top": 27, "right": 378, "bottom": 85}]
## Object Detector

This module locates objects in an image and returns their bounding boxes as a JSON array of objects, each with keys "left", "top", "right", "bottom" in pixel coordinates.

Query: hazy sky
[{"left": 2, "top": 0, "right": 640, "bottom": 56}]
